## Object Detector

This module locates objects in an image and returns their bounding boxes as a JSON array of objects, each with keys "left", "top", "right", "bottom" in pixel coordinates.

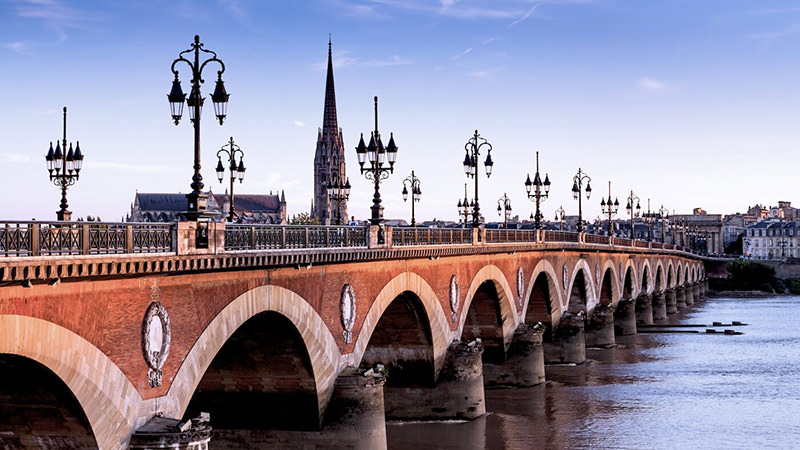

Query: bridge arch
[
  {"left": 684, "top": 266, "right": 690, "bottom": 286},
  {"left": 567, "top": 259, "right": 596, "bottom": 314},
  {"left": 597, "top": 259, "right": 621, "bottom": 306},
  {"left": 0, "top": 315, "right": 141, "bottom": 450},
  {"left": 640, "top": 260, "right": 652, "bottom": 295},
  {"left": 523, "top": 259, "right": 564, "bottom": 325},
  {"left": 667, "top": 262, "right": 675, "bottom": 289},
  {"left": 655, "top": 262, "right": 665, "bottom": 292},
  {"left": 354, "top": 271, "right": 450, "bottom": 374},
  {"left": 167, "top": 285, "right": 340, "bottom": 426},
  {"left": 622, "top": 259, "right": 638, "bottom": 299},
  {"left": 458, "top": 265, "right": 519, "bottom": 355}
]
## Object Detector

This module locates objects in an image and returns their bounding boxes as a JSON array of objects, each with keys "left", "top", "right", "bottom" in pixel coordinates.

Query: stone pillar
[
  {"left": 665, "top": 289, "right": 678, "bottom": 314},
  {"left": 685, "top": 285, "right": 695, "bottom": 306},
  {"left": 384, "top": 341, "right": 485, "bottom": 420},
  {"left": 484, "top": 323, "right": 545, "bottom": 387},
  {"left": 693, "top": 284, "right": 702, "bottom": 301},
  {"left": 702, "top": 280, "right": 708, "bottom": 298},
  {"left": 676, "top": 287, "right": 687, "bottom": 310},
  {"left": 635, "top": 294, "right": 653, "bottom": 325},
  {"left": 614, "top": 298, "right": 637, "bottom": 335},
  {"left": 129, "top": 415, "right": 212, "bottom": 450},
  {"left": 543, "top": 312, "right": 586, "bottom": 364},
  {"left": 322, "top": 368, "right": 387, "bottom": 450},
  {"left": 651, "top": 291, "right": 667, "bottom": 321},
  {"left": 584, "top": 303, "right": 616, "bottom": 348}
]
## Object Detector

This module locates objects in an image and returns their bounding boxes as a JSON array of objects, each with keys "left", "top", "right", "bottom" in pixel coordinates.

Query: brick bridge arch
[
  {"left": 0, "top": 315, "right": 141, "bottom": 450},
  {"left": 598, "top": 258, "right": 621, "bottom": 306},
  {"left": 353, "top": 271, "right": 451, "bottom": 373},
  {"left": 164, "top": 285, "right": 341, "bottom": 423},
  {"left": 641, "top": 259, "right": 653, "bottom": 295},
  {"left": 457, "top": 265, "right": 518, "bottom": 352},
  {"left": 522, "top": 259, "right": 564, "bottom": 325},
  {"left": 567, "top": 259, "right": 596, "bottom": 314}
]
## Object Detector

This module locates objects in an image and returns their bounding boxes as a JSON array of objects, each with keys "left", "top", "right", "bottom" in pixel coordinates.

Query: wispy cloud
[
  {"left": 468, "top": 69, "right": 496, "bottom": 78},
  {"left": 450, "top": 47, "right": 473, "bottom": 60},
  {"left": 2, "top": 42, "right": 30, "bottom": 54},
  {"left": 639, "top": 77, "right": 667, "bottom": 91},
  {"left": 85, "top": 161, "right": 180, "bottom": 173},
  {"left": 293, "top": 120, "right": 305, "bottom": 127},
  {"left": 14, "top": 0, "right": 111, "bottom": 40},
  {"left": 216, "top": 0, "right": 249, "bottom": 24},
  {"left": 510, "top": 3, "right": 541, "bottom": 26},
  {"left": 482, "top": 37, "right": 497, "bottom": 45},
  {"left": 750, "top": 24, "right": 800, "bottom": 41},
  {"left": 314, "top": 50, "right": 412, "bottom": 70}
]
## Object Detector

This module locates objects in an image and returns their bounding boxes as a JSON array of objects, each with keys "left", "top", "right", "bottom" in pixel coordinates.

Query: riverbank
[{"left": 707, "top": 289, "right": 775, "bottom": 298}]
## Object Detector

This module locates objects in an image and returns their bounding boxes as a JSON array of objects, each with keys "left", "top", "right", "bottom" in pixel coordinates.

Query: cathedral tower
[{"left": 313, "top": 38, "right": 347, "bottom": 224}]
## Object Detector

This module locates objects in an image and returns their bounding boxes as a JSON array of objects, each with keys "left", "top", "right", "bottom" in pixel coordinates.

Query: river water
[{"left": 387, "top": 296, "right": 800, "bottom": 450}]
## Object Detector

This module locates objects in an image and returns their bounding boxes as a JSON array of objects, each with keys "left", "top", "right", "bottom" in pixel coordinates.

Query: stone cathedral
[{"left": 312, "top": 39, "right": 348, "bottom": 224}]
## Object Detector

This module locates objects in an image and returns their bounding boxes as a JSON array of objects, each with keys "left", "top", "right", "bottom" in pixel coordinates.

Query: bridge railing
[
  {"left": 584, "top": 233, "right": 610, "bottom": 245},
  {"left": 484, "top": 229, "right": 538, "bottom": 243},
  {"left": 225, "top": 224, "right": 368, "bottom": 250},
  {"left": 543, "top": 230, "right": 580, "bottom": 243},
  {"left": 0, "top": 221, "right": 174, "bottom": 257},
  {"left": 391, "top": 227, "right": 472, "bottom": 246}
]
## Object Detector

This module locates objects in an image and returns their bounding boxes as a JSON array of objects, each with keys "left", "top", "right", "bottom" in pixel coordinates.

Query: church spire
[{"left": 322, "top": 35, "right": 338, "bottom": 141}]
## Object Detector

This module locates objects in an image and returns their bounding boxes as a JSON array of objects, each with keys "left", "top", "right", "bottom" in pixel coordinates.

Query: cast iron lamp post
[
  {"left": 326, "top": 174, "right": 351, "bottom": 225},
  {"left": 462, "top": 130, "right": 494, "bottom": 227},
  {"left": 402, "top": 170, "right": 421, "bottom": 226},
  {"left": 555, "top": 206, "right": 566, "bottom": 231},
  {"left": 644, "top": 198, "right": 653, "bottom": 241},
  {"left": 168, "top": 35, "right": 230, "bottom": 221},
  {"left": 457, "top": 183, "right": 474, "bottom": 227},
  {"left": 625, "top": 190, "right": 642, "bottom": 239},
  {"left": 524, "top": 151, "right": 550, "bottom": 230},
  {"left": 215, "top": 137, "right": 246, "bottom": 222},
  {"left": 355, "top": 96, "right": 398, "bottom": 226},
  {"left": 571, "top": 168, "right": 592, "bottom": 232},
  {"left": 45, "top": 107, "right": 84, "bottom": 221},
  {"left": 497, "top": 193, "right": 512, "bottom": 228},
  {"left": 658, "top": 205, "right": 669, "bottom": 243},
  {"left": 600, "top": 181, "right": 619, "bottom": 237}
]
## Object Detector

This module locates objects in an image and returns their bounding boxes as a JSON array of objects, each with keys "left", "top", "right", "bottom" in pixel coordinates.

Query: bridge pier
[
  {"left": 685, "top": 285, "right": 695, "bottom": 306},
  {"left": 614, "top": 298, "right": 637, "bottom": 335},
  {"left": 665, "top": 288, "right": 678, "bottom": 314},
  {"left": 651, "top": 291, "right": 667, "bottom": 321},
  {"left": 584, "top": 304, "right": 616, "bottom": 348},
  {"left": 320, "top": 368, "right": 387, "bottom": 450},
  {"left": 384, "top": 341, "right": 485, "bottom": 421},
  {"left": 635, "top": 294, "right": 653, "bottom": 325},
  {"left": 676, "top": 287, "right": 687, "bottom": 310},
  {"left": 693, "top": 283, "right": 702, "bottom": 301},
  {"left": 543, "top": 312, "right": 586, "bottom": 364},
  {"left": 129, "top": 415, "right": 212, "bottom": 450},
  {"left": 483, "top": 323, "right": 545, "bottom": 387}
]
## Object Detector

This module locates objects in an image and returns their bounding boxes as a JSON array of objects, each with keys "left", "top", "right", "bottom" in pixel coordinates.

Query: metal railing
[
  {"left": 225, "top": 225, "right": 367, "bottom": 251},
  {"left": 484, "top": 228, "right": 538, "bottom": 243},
  {"left": 0, "top": 221, "right": 173, "bottom": 257},
  {"left": 543, "top": 230, "right": 580, "bottom": 243},
  {"left": 584, "top": 234, "right": 609, "bottom": 245},
  {"left": 391, "top": 227, "right": 472, "bottom": 246}
]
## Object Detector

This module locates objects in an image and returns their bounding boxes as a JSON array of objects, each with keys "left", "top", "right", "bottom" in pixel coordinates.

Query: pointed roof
[{"left": 322, "top": 36, "right": 339, "bottom": 141}]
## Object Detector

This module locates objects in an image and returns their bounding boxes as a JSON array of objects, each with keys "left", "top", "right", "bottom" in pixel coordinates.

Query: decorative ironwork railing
[
  {"left": 584, "top": 234, "right": 609, "bottom": 245},
  {"left": 484, "top": 229, "right": 538, "bottom": 244},
  {"left": 0, "top": 222, "right": 173, "bottom": 257},
  {"left": 543, "top": 230, "right": 580, "bottom": 243},
  {"left": 224, "top": 225, "right": 367, "bottom": 251},
  {"left": 634, "top": 240, "right": 650, "bottom": 248},
  {"left": 391, "top": 227, "right": 472, "bottom": 246}
]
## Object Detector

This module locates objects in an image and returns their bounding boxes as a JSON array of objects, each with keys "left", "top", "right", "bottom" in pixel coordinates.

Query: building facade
[
  {"left": 312, "top": 39, "right": 348, "bottom": 225},
  {"left": 128, "top": 191, "right": 286, "bottom": 224},
  {"left": 744, "top": 219, "right": 800, "bottom": 260}
]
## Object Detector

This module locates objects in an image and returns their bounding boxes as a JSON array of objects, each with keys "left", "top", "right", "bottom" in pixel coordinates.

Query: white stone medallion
[
  {"left": 141, "top": 284, "right": 171, "bottom": 388},
  {"left": 517, "top": 267, "right": 524, "bottom": 307},
  {"left": 340, "top": 284, "right": 356, "bottom": 344},
  {"left": 449, "top": 275, "right": 459, "bottom": 322}
]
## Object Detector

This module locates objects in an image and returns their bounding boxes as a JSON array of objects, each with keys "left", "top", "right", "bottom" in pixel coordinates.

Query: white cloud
[
  {"left": 216, "top": 0, "right": 249, "bottom": 24},
  {"left": 510, "top": 3, "right": 540, "bottom": 26},
  {"left": 15, "top": 0, "right": 111, "bottom": 40},
  {"left": 750, "top": 24, "right": 800, "bottom": 41},
  {"left": 85, "top": 161, "right": 180, "bottom": 173},
  {"left": 293, "top": 120, "right": 305, "bottom": 127},
  {"left": 639, "top": 77, "right": 666, "bottom": 91},
  {"left": 314, "top": 50, "right": 412, "bottom": 71},
  {"left": 1, "top": 153, "right": 31, "bottom": 163},
  {"left": 450, "top": 47, "right": 473, "bottom": 60},
  {"left": 2, "top": 42, "right": 30, "bottom": 54}
]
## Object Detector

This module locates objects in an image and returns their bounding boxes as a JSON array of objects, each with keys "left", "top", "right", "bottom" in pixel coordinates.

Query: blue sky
[{"left": 1, "top": 0, "right": 798, "bottom": 223}]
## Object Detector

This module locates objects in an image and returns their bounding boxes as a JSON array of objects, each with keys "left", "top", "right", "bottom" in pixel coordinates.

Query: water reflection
[{"left": 387, "top": 296, "right": 800, "bottom": 449}]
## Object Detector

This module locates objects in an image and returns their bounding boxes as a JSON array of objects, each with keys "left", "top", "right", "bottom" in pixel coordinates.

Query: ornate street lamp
[
  {"left": 215, "top": 137, "right": 246, "bottom": 222},
  {"left": 462, "top": 130, "right": 494, "bottom": 228},
  {"left": 326, "top": 174, "right": 351, "bottom": 225},
  {"left": 554, "top": 205, "right": 566, "bottom": 231},
  {"left": 402, "top": 170, "right": 421, "bottom": 227},
  {"left": 497, "top": 193, "right": 512, "bottom": 228},
  {"left": 168, "top": 35, "right": 229, "bottom": 221},
  {"left": 457, "top": 183, "right": 474, "bottom": 227},
  {"left": 355, "top": 96, "right": 397, "bottom": 226},
  {"left": 524, "top": 151, "right": 550, "bottom": 230},
  {"left": 625, "top": 190, "right": 642, "bottom": 239},
  {"left": 45, "top": 107, "right": 84, "bottom": 221},
  {"left": 600, "top": 181, "right": 619, "bottom": 237},
  {"left": 571, "top": 168, "right": 592, "bottom": 232},
  {"left": 658, "top": 205, "right": 669, "bottom": 243},
  {"left": 644, "top": 199, "right": 653, "bottom": 241}
]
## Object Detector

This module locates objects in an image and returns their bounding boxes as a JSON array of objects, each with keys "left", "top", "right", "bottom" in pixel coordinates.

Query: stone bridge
[{"left": 0, "top": 221, "right": 707, "bottom": 449}]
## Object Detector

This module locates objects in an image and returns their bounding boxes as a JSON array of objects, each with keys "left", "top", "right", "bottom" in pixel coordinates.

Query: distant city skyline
[{"left": 1, "top": 1, "right": 798, "bottom": 222}]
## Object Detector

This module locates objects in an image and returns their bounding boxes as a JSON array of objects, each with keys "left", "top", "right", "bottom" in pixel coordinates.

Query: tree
[{"left": 290, "top": 212, "right": 320, "bottom": 225}]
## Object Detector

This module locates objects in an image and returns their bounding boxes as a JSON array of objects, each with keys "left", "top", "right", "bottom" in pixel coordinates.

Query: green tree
[
  {"left": 290, "top": 212, "right": 320, "bottom": 225},
  {"left": 728, "top": 259, "right": 776, "bottom": 291}
]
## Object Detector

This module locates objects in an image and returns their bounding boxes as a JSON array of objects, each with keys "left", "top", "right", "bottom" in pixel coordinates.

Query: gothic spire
[{"left": 322, "top": 36, "right": 338, "bottom": 141}]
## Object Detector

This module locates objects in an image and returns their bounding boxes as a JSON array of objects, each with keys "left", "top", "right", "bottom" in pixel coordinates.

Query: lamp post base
[
  {"left": 56, "top": 210, "right": 72, "bottom": 221},
  {"left": 184, "top": 192, "right": 209, "bottom": 222}
]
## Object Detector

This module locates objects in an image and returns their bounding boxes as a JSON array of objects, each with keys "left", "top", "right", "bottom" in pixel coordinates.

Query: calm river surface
[{"left": 387, "top": 296, "right": 800, "bottom": 450}]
